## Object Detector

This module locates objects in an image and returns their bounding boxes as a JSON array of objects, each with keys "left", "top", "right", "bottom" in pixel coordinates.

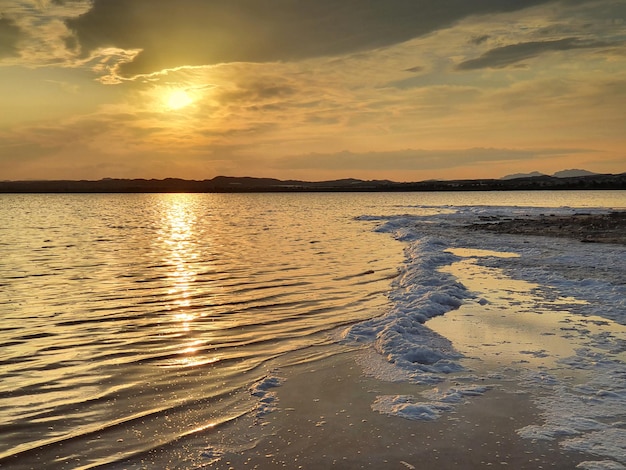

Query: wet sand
[
  {"left": 466, "top": 211, "right": 626, "bottom": 245},
  {"left": 209, "top": 351, "right": 586, "bottom": 469}
]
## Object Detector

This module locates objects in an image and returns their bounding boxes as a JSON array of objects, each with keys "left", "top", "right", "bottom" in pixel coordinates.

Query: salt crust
[
  {"left": 576, "top": 460, "right": 626, "bottom": 469},
  {"left": 241, "top": 206, "right": 624, "bottom": 467},
  {"left": 343, "top": 234, "right": 470, "bottom": 383},
  {"left": 350, "top": 205, "right": 626, "bottom": 467}
]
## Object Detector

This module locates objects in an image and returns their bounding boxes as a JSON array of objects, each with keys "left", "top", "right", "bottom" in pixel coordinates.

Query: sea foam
[
  {"left": 348, "top": 205, "right": 626, "bottom": 467},
  {"left": 343, "top": 230, "right": 470, "bottom": 384}
]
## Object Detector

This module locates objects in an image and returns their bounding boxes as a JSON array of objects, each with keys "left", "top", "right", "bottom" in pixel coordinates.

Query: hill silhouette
[{"left": 1, "top": 173, "right": 624, "bottom": 193}]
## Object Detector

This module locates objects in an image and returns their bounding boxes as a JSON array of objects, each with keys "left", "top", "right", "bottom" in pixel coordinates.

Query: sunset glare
[
  {"left": 0, "top": 0, "right": 624, "bottom": 181},
  {"left": 166, "top": 90, "right": 193, "bottom": 110}
]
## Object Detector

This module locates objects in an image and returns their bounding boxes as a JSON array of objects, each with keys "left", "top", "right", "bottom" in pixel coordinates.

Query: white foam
[
  {"left": 372, "top": 385, "right": 490, "bottom": 421},
  {"left": 249, "top": 374, "right": 284, "bottom": 418},
  {"left": 372, "top": 394, "right": 450, "bottom": 421},
  {"left": 343, "top": 235, "right": 470, "bottom": 383},
  {"left": 349, "top": 205, "right": 626, "bottom": 465}
]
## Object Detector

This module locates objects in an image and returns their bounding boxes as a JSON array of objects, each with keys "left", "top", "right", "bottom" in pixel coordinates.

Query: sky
[{"left": 0, "top": 0, "right": 625, "bottom": 182}]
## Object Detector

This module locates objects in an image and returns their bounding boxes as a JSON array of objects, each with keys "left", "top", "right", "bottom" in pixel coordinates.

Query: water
[{"left": 0, "top": 191, "right": 624, "bottom": 468}]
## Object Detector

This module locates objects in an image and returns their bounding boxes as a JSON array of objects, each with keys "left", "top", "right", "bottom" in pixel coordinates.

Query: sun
[{"left": 166, "top": 89, "right": 193, "bottom": 110}]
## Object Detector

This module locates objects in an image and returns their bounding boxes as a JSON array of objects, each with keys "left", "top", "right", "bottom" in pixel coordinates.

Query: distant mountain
[
  {"left": 501, "top": 171, "right": 546, "bottom": 180},
  {"left": 553, "top": 169, "right": 597, "bottom": 178},
  {"left": 502, "top": 169, "right": 598, "bottom": 180},
  {"left": 1, "top": 172, "right": 624, "bottom": 193}
]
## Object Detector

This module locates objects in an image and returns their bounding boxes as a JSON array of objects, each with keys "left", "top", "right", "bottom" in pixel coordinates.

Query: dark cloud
[
  {"left": 66, "top": 0, "right": 554, "bottom": 77},
  {"left": 0, "top": 16, "right": 22, "bottom": 58},
  {"left": 456, "top": 37, "right": 613, "bottom": 70},
  {"left": 405, "top": 66, "right": 424, "bottom": 73},
  {"left": 470, "top": 35, "right": 490, "bottom": 45},
  {"left": 215, "top": 81, "right": 296, "bottom": 106}
]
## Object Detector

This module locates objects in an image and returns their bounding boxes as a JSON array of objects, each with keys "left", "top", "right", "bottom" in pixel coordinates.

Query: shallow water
[
  {"left": 0, "top": 193, "right": 406, "bottom": 467},
  {"left": 434, "top": 253, "right": 626, "bottom": 371},
  {"left": 0, "top": 191, "right": 624, "bottom": 468}
]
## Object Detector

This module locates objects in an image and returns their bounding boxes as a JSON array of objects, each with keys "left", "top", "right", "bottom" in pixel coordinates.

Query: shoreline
[
  {"left": 466, "top": 211, "right": 626, "bottom": 245},
  {"left": 206, "top": 351, "right": 587, "bottom": 469},
  {"left": 201, "top": 213, "right": 626, "bottom": 469}
]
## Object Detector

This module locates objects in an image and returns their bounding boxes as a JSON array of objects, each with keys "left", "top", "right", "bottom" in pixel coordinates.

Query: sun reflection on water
[
  {"left": 162, "top": 194, "right": 198, "bottom": 308},
  {"left": 158, "top": 194, "right": 207, "bottom": 366}
]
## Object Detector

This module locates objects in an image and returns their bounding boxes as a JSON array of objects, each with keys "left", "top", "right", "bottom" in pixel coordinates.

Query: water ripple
[{"left": 0, "top": 193, "right": 404, "bottom": 468}]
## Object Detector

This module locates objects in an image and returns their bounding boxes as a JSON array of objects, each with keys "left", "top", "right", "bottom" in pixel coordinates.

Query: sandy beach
[{"left": 206, "top": 350, "right": 588, "bottom": 469}]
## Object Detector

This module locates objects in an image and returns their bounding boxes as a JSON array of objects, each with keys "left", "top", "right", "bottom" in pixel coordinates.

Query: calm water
[{"left": 0, "top": 191, "right": 624, "bottom": 469}]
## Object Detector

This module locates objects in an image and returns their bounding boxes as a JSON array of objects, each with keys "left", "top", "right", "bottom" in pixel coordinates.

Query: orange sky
[{"left": 0, "top": 0, "right": 625, "bottom": 182}]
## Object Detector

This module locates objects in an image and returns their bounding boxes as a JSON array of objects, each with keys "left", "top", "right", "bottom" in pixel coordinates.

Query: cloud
[
  {"left": 456, "top": 37, "right": 614, "bottom": 70},
  {"left": 0, "top": 2, "right": 93, "bottom": 67},
  {"left": 272, "top": 148, "right": 588, "bottom": 172},
  {"left": 470, "top": 35, "right": 490, "bottom": 45},
  {"left": 0, "top": 16, "right": 23, "bottom": 58},
  {"left": 2, "top": 0, "right": 624, "bottom": 181},
  {"left": 65, "top": 0, "right": 555, "bottom": 77},
  {"left": 404, "top": 65, "right": 425, "bottom": 73},
  {"left": 214, "top": 81, "right": 296, "bottom": 106}
]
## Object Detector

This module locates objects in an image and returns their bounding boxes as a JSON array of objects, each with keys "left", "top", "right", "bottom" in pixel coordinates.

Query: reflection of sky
[
  {"left": 433, "top": 256, "right": 624, "bottom": 372},
  {"left": 445, "top": 247, "right": 520, "bottom": 259}
]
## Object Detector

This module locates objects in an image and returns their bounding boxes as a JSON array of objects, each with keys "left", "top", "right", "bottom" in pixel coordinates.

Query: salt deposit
[{"left": 345, "top": 205, "right": 626, "bottom": 468}]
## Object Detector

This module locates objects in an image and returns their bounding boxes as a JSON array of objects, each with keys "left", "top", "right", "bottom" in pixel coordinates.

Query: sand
[
  {"left": 206, "top": 351, "right": 587, "bottom": 469},
  {"left": 466, "top": 211, "right": 626, "bottom": 245}
]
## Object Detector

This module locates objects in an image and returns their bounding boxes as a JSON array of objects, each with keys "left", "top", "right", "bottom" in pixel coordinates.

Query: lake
[{"left": 1, "top": 191, "right": 624, "bottom": 468}]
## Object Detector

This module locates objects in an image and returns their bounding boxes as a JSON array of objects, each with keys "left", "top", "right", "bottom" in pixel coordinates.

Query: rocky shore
[{"left": 467, "top": 211, "right": 626, "bottom": 245}]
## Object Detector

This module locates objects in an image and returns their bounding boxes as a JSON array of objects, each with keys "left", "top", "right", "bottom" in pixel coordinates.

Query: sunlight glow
[{"left": 166, "top": 89, "right": 193, "bottom": 110}]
